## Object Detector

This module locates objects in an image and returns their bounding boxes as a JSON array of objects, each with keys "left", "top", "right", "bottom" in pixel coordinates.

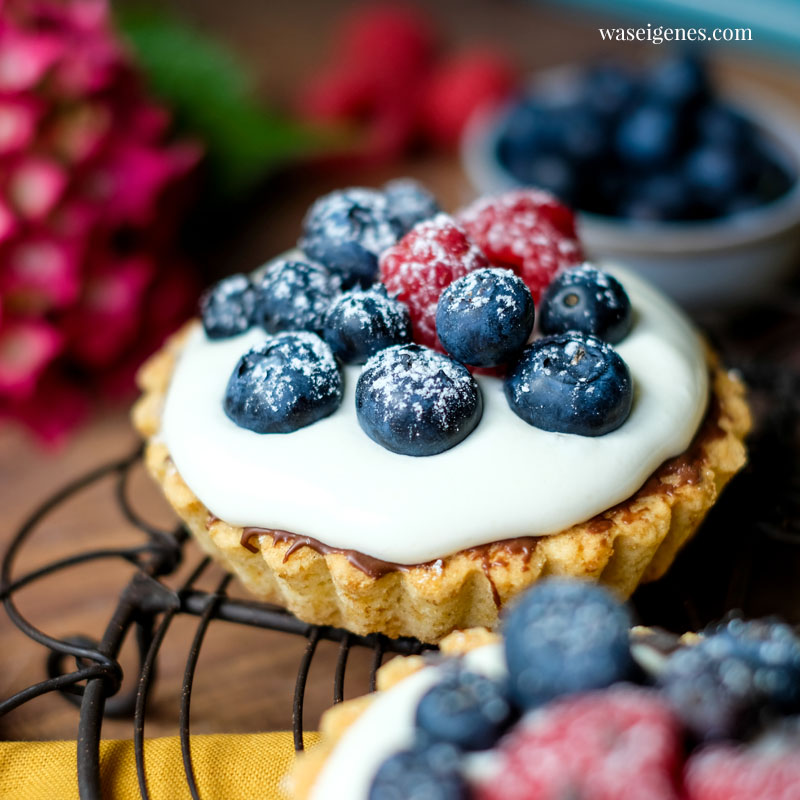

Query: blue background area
[{"left": 540, "top": 0, "right": 800, "bottom": 60}]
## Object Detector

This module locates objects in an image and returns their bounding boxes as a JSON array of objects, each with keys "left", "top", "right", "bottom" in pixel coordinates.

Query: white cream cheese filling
[{"left": 160, "top": 266, "right": 708, "bottom": 564}]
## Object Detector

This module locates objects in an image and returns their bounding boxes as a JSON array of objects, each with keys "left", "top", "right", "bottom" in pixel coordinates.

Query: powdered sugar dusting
[
  {"left": 328, "top": 285, "right": 410, "bottom": 341},
  {"left": 360, "top": 344, "right": 479, "bottom": 430},
  {"left": 457, "top": 190, "right": 583, "bottom": 303},
  {"left": 256, "top": 259, "right": 341, "bottom": 332},
  {"left": 445, "top": 268, "right": 524, "bottom": 318},
  {"left": 224, "top": 331, "right": 342, "bottom": 433},
  {"left": 302, "top": 188, "right": 398, "bottom": 256},
  {"left": 379, "top": 213, "right": 491, "bottom": 348}
]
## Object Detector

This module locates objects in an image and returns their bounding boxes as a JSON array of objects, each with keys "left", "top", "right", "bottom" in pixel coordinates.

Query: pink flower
[
  {"left": 1, "top": 369, "right": 88, "bottom": 446},
  {"left": 0, "top": 27, "right": 63, "bottom": 91},
  {"left": 0, "top": 96, "right": 42, "bottom": 155},
  {"left": 82, "top": 141, "right": 194, "bottom": 226},
  {"left": 48, "top": 102, "right": 112, "bottom": 164},
  {"left": 2, "top": 233, "right": 83, "bottom": 312},
  {"left": 64, "top": 256, "right": 153, "bottom": 367},
  {"left": 8, "top": 156, "right": 69, "bottom": 220},
  {"left": 0, "top": 0, "right": 202, "bottom": 442},
  {"left": 0, "top": 197, "right": 18, "bottom": 243},
  {"left": 0, "top": 317, "right": 63, "bottom": 398}
]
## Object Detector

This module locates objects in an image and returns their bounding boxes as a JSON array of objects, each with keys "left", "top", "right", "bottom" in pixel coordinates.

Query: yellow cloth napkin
[{"left": 0, "top": 732, "right": 319, "bottom": 800}]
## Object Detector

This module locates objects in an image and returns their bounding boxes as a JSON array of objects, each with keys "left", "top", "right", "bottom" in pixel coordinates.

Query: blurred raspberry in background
[
  {"left": 0, "top": 0, "right": 201, "bottom": 443},
  {"left": 298, "top": 3, "right": 518, "bottom": 163}
]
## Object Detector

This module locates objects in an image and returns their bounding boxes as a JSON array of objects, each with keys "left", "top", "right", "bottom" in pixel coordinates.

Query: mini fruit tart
[
  {"left": 133, "top": 183, "right": 750, "bottom": 643},
  {"left": 292, "top": 579, "right": 800, "bottom": 800}
]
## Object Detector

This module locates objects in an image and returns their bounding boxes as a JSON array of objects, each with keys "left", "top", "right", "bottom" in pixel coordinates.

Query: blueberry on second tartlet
[
  {"left": 322, "top": 284, "right": 412, "bottom": 365},
  {"left": 503, "top": 579, "right": 633, "bottom": 710},
  {"left": 356, "top": 344, "right": 482, "bottom": 456},
  {"left": 299, "top": 188, "right": 399, "bottom": 287},
  {"left": 224, "top": 332, "right": 342, "bottom": 434},
  {"left": 254, "top": 259, "right": 340, "bottom": 334},
  {"left": 657, "top": 639, "right": 760, "bottom": 741},
  {"left": 383, "top": 178, "right": 440, "bottom": 235},
  {"left": 200, "top": 274, "right": 257, "bottom": 339},
  {"left": 369, "top": 744, "right": 468, "bottom": 800},
  {"left": 415, "top": 669, "right": 514, "bottom": 751},
  {"left": 436, "top": 268, "right": 535, "bottom": 368},
  {"left": 539, "top": 265, "right": 632, "bottom": 344},
  {"left": 704, "top": 617, "right": 800, "bottom": 710},
  {"left": 505, "top": 332, "right": 633, "bottom": 436}
]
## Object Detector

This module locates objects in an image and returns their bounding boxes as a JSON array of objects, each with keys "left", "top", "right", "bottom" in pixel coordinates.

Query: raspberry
[
  {"left": 685, "top": 744, "right": 800, "bottom": 800},
  {"left": 476, "top": 688, "right": 684, "bottom": 800},
  {"left": 420, "top": 48, "right": 516, "bottom": 148},
  {"left": 379, "top": 213, "right": 490, "bottom": 349},
  {"left": 457, "top": 189, "right": 583, "bottom": 303},
  {"left": 336, "top": 4, "right": 436, "bottom": 82}
]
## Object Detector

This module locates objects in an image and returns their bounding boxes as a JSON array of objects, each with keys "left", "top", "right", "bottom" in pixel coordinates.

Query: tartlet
[
  {"left": 291, "top": 582, "right": 800, "bottom": 800},
  {"left": 132, "top": 185, "right": 750, "bottom": 644}
]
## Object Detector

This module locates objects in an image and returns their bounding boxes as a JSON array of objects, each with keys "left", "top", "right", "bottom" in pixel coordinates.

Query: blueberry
[
  {"left": 615, "top": 104, "right": 678, "bottom": 168},
  {"left": 748, "top": 145, "right": 795, "bottom": 203},
  {"left": 356, "top": 344, "right": 482, "bottom": 456},
  {"left": 620, "top": 173, "right": 689, "bottom": 222},
  {"left": 254, "top": 259, "right": 340, "bottom": 334},
  {"left": 560, "top": 105, "right": 609, "bottom": 164},
  {"left": 369, "top": 744, "right": 468, "bottom": 800},
  {"left": 503, "top": 579, "right": 633, "bottom": 710},
  {"left": 696, "top": 103, "right": 752, "bottom": 149},
  {"left": 505, "top": 332, "right": 633, "bottom": 436},
  {"left": 498, "top": 100, "right": 564, "bottom": 160},
  {"left": 323, "top": 284, "right": 412, "bottom": 364},
  {"left": 646, "top": 54, "right": 709, "bottom": 110},
  {"left": 384, "top": 179, "right": 440, "bottom": 235},
  {"left": 539, "top": 265, "right": 633, "bottom": 344},
  {"left": 580, "top": 63, "right": 637, "bottom": 119},
  {"left": 436, "top": 268, "right": 534, "bottom": 368},
  {"left": 224, "top": 332, "right": 342, "bottom": 434},
  {"left": 200, "top": 274, "right": 257, "bottom": 340},
  {"left": 683, "top": 144, "right": 742, "bottom": 210},
  {"left": 705, "top": 617, "right": 800, "bottom": 710},
  {"left": 415, "top": 669, "right": 514, "bottom": 751},
  {"left": 520, "top": 154, "right": 577, "bottom": 203},
  {"left": 657, "top": 639, "right": 762, "bottom": 741},
  {"left": 299, "top": 188, "right": 399, "bottom": 287}
]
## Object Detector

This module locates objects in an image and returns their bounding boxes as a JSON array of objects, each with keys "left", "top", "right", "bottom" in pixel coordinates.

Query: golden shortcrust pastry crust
[
  {"left": 132, "top": 322, "right": 750, "bottom": 644},
  {"left": 290, "top": 626, "right": 704, "bottom": 799},
  {"left": 290, "top": 627, "right": 500, "bottom": 800}
]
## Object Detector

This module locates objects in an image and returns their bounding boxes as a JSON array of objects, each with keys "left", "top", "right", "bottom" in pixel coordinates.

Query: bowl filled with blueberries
[{"left": 462, "top": 54, "right": 800, "bottom": 307}]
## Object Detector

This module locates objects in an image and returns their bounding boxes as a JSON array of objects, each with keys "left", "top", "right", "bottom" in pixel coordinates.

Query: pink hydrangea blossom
[{"left": 0, "top": 0, "right": 201, "bottom": 443}]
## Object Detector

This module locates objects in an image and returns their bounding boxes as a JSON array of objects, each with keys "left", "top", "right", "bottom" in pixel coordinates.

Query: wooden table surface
[{"left": 2, "top": 0, "right": 800, "bottom": 746}]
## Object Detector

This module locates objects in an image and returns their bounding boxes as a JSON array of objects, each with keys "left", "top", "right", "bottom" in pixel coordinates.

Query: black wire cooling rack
[{"left": 1, "top": 303, "right": 799, "bottom": 800}]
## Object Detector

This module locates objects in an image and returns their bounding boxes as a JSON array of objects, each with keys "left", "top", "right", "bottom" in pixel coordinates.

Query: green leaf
[{"left": 116, "top": 5, "right": 321, "bottom": 195}]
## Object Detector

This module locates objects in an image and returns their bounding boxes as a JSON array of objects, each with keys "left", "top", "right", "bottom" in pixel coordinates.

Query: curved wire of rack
[
  {"left": 0, "top": 356, "right": 798, "bottom": 800},
  {"left": 0, "top": 449, "right": 432, "bottom": 800}
]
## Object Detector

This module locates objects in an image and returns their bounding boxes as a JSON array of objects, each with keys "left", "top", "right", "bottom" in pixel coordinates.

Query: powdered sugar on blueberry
[
  {"left": 322, "top": 284, "right": 412, "bottom": 364},
  {"left": 436, "top": 268, "right": 534, "bottom": 368},
  {"left": 457, "top": 189, "right": 583, "bottom": 302},
  {"left": 300, "top": 188, "right": 400, "bottom": 287},
  {"left": 380, "top": 213, "right": 491, "bottom": 349},
  {"left": 254, "top": 259, "right": 341, "bottom": 334},
  {"left": 356, "top": 343, "right": 482, "bottom": 456},
  {"left": 224, "top": 331, "right": 342, "bottom": 434}
]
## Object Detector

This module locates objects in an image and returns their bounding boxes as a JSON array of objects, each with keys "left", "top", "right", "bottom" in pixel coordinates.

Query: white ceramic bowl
[{"left": 462, "top": 71, "right": 800, "bottom": 309}]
